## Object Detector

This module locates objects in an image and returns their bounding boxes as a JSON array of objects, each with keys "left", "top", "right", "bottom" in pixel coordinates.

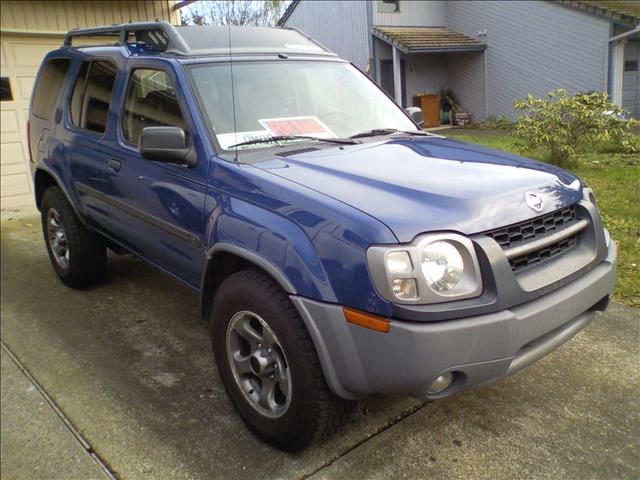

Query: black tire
[
  {"left": 211, "top": 269, "right": 353, "bottom": 451},
  {"left": 41, "top": 186, "right": 107, "bottom": 288}
]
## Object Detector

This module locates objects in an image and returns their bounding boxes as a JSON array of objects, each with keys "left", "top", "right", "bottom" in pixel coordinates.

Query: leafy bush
[{"left": 512, "top": 89, "right": 639, "bottom": 167}]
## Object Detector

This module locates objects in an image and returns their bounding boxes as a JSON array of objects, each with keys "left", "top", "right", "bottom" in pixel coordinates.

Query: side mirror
[
  {"left": 139, "top": 126, "right": 196, "bottom": 166},
  {"left": 405, "top": 107, "right": 424, "bottom": 128}
]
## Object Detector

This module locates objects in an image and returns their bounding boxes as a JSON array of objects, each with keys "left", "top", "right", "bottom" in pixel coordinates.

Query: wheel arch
[
  {"left": 200, "top": 243, "right": 297, "bottom": 320},
  {"left": 34, "top": 167, "right": 88, "bottom": 228},
  {"left": 34, "top": 168, "right": 59, "bottom": 210}
]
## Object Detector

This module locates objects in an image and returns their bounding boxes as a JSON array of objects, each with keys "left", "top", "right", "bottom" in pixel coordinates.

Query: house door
[{"left": 380, "top": 59, "right": 406, "bottom": 107}]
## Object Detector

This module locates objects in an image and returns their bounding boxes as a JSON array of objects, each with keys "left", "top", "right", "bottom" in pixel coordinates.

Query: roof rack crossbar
[{"left": 63, "top": 21, "right": 190, "bottom": 54}]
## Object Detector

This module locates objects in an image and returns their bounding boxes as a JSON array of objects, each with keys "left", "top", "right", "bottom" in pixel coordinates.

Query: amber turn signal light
[{"left": 343, "top": 308, "right": 390, "bottom": 333}]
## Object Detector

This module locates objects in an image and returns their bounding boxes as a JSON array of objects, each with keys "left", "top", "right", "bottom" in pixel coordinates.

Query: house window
[
  {"left": 377, "top": 0, "right": 399, "bottom": 14},
  {"left": 624, "top": 60, "right": 638, "bottom": 72},
  {"left": 1, "top": 77, "right": 12, "bottom": 101}
]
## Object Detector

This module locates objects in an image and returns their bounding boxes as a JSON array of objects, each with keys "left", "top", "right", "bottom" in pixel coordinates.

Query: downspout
[
  {"left": 608, "top": 26, "right": 639, "bottom": 106},
  {"left": 484, "top": 46, "right": 489, "bottom": 121}
]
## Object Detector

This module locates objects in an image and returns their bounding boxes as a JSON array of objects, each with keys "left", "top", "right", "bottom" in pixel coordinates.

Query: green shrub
[{"left": 512, "top": 89, "right": 639, "bottom": 167}]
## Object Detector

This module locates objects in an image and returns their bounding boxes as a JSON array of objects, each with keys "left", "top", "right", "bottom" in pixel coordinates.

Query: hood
[{"left": 254, "top": 137, "right": 583, "bottom": 243}]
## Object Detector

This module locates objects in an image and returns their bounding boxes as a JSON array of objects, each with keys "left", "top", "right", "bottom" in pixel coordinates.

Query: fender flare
[
  {"left": 200, "top": 242, "right": 357, "bottom": 400},
  {"left": 34, "top": 166, "right": 90, "bottom": 229},
  {"left": 207, "top": 242, "right": 297, "bottom": 293}
]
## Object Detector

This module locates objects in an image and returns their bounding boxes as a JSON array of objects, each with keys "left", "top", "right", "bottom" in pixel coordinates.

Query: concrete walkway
[
  {"left": 1, "top": 213, "right": 639, "bottom": 479},
  {"left": 1, "top": 348, "right": 111, "bottom": 480}
]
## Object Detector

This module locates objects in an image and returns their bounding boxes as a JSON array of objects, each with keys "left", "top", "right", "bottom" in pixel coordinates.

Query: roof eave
[
  {"left": 371, "top": 28, "right": 410, "bottom": 53},
  {"left": 278, "top": 0, "right": 300, "bottom": 26},
  {"left": 558, "top": 1, "right": 640, "bottom": 27},
  {"left": 372, "top": 28, "right": 486, "bottom": 54}
]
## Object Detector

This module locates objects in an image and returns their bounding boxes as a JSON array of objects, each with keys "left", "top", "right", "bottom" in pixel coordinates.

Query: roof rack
[
  {"left": 63, "top": 22, "right": 337, "bottom": 58},
  {"left": 63, "top": 21, "right": 189, "bottom": 54}
]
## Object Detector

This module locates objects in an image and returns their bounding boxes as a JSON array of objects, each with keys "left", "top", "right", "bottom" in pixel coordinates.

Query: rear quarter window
[{"left": 32, "top": 59, "right": 70, "bottom": 119}]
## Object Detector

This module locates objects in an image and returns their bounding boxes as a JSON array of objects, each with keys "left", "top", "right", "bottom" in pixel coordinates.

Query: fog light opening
[{"left": 426, "top": 372, "right": 454, "bottom": 395}]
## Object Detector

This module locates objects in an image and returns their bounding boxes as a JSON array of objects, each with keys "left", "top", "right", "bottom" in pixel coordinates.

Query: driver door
[{"left": 106, "top": 62, "right": 208, "bottom": 287}]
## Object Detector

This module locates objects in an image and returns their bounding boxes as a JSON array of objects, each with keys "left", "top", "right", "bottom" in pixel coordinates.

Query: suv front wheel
[
  {"left": 211, "top": 269, "right": 353, "bottom": 451},
  {"left": 41, "top": 186, "right": 107, "bottom": 287}
]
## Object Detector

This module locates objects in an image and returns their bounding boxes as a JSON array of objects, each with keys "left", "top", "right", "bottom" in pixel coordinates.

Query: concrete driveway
[{"left": 1, "top": 212, "right": 639, "bottom": 480}]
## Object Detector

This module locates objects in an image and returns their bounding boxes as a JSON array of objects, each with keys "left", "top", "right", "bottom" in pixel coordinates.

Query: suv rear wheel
[
  {"left": 41, "top": 186, "right": 107, "bottom": 287},
  {"left": 211, "top": 269, "right": 353, "bottom": 451}
]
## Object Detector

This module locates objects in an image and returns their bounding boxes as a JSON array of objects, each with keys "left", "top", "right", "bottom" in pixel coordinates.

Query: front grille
[
  {"left": 510, "top": 235, "right": 578, "bottom": 272},
  {"left": 484, "top": 205, "right": 580, "bottom": 272}
]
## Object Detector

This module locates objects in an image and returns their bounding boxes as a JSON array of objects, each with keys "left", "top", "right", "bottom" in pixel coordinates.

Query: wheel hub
[
  {"left": 226, "top": 311, "right": 292, "bottom": 418},
  {"left": 249, "top": 348, "right": 276, "bottom": 376}
]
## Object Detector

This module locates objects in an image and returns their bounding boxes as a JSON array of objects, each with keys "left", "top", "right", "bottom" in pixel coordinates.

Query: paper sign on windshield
[{"left": 259, "top": 116, "right": 335, "bottom": 138}]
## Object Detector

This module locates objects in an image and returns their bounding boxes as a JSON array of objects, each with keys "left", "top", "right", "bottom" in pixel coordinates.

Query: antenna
[{"left": 227, "top": 23, "right": 239, "bottom": 162}]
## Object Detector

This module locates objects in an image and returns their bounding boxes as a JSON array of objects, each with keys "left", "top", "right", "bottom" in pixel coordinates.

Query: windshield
[{"left": 189, "top": 60, "right": 417, "bottom": 151}]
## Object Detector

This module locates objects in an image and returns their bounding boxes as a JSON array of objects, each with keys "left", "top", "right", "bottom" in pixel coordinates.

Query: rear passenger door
[
  {"left": 65, "top": 59, "right": 119, "bottom": 228},
  {"left": 107, "top": 62, "right": 208, "bottom": 287}
]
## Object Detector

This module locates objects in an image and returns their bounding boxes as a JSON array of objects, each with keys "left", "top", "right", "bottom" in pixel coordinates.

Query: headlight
[
  {"left": 368, "top": 233, "right": 483, "bottom": 305},
  {"left": 421, "top": 241, "right": 464, "bottom": 292}
]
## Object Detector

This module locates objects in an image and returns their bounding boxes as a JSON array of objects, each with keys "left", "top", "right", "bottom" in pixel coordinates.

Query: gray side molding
[{"left": 207, "top": 242, "right": 297, "bottom": 295}]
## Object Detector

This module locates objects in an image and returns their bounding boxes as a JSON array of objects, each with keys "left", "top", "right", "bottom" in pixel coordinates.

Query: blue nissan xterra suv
[{"left": 29, "top": 22, "right": 616, "bottom": 451}]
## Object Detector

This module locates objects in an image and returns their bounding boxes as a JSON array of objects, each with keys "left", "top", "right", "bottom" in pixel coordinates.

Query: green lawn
[{"left": 442, "top": 129, "right": 640, "bottom": 307}]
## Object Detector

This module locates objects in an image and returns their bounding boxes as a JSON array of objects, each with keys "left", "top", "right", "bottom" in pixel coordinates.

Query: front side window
[
  {"left": 189, "top": 61, "right": 416, "bottom": 152},
  {"left": 69, "top": 60, "right": 117, "bottom": 134},
  {"left": 32, "top": 59, "right": 70, "bottom": 118},
  {"left": 122, "top": 69, "right": 186, "bottom": 146}
]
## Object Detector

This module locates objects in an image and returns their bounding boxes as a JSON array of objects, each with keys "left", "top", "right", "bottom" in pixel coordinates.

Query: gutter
[{"left": 608, "top": 25, "right": 640, "bottom": 43}]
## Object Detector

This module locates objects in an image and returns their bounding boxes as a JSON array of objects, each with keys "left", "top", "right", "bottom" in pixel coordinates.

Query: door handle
[{"left": 107, "top": 159, "right": 121, "bottom": 172}]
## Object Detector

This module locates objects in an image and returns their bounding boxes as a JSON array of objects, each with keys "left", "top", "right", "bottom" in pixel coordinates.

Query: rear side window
[
  {"left": 32, "top": 59, "right": 70, "bottom": 119},
  {"left": 122, "top": 69, "right": 186, "bottom": 146},
  {"left": 69, "top": 60, "right": 117, "bottom": 134}
]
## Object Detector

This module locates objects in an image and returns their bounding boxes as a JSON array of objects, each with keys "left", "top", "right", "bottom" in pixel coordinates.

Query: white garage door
[{"left": 1, "top": 34, "right": 62, "bottom": 210}]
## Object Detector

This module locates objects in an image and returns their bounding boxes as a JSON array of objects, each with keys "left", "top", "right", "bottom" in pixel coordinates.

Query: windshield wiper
[
  {"left": 349, "top": 128, "right": 430, "bottom": 139},
  {"left": 229, "top": 135, "right": 357, "bottom": 149}
]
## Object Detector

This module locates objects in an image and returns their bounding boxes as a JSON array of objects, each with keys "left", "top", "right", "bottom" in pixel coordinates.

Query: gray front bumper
[{"left": 291, "top": 241, "right": 617, "bottom": 400}]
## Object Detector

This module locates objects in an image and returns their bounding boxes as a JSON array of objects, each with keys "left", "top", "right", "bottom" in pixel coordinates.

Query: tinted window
[
  {"left": 122, "top": 69, "right": 186, "bottom": 145},
  {"left": 1, "top": 77, "right": 12, "bottom": 101},
  {"left": 70, "top": 62, "right": 90, "bottom": 126},
  {"left": 70, "top": 60, "right": 117, "bottom": 134},
  {"left": 32, "top": 59, "right": 70, "bottom": 119}
]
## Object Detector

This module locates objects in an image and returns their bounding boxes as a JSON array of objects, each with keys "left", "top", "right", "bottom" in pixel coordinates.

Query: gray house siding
[
  {"left": 373, "top": 0, "right": 445, "bottom": 27},
  {"left": 446, "top": 0, "right": 611, "bottom": 120},
  {"left": 446, "top": 52, "right": 487, "bottom": 121},
  {"left": 284, "top": 0, "right": 371, "bottom": 70}
]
